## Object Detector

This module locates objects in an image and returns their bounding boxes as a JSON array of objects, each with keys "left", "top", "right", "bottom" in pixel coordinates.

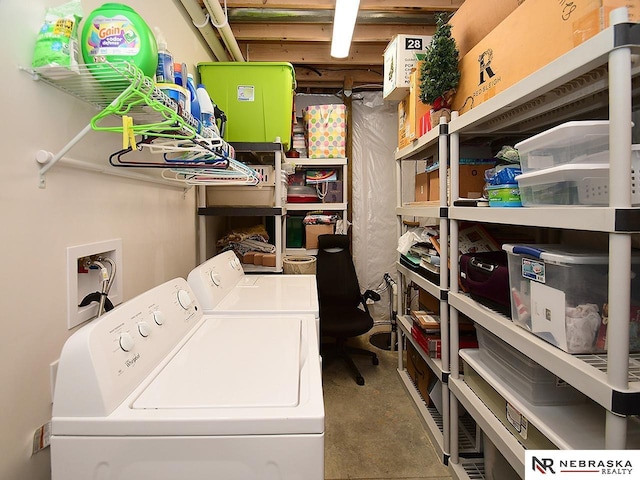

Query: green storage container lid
[{"left": 197, "top": 62, "right": 296, "bottom": 88}]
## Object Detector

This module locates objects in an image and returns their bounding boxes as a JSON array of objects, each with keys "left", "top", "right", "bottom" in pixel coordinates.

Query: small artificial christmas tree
[{"left": 419, "top": 13, "right": 460, "bottom": 124}]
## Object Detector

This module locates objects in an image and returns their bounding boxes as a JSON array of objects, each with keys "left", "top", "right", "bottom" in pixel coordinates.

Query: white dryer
[
  {"left": 188, "top": 251, "right": 319, "bottom": 331},
  {"left": 51, "top": 278, "right": 324, "bottom": 480}
]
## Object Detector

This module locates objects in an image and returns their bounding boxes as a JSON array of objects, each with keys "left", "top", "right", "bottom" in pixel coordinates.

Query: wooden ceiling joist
[
  {"left": 231, "top": 23, "right": 436, "bottom": 43},
  {"left": 218, "top": 0, "right": 462, "bottom": 12},
  {"left": 195, "top": 0, "right": 464, "bottom": 92},
  {"left": 242, "top": 42, "right": 387, "bottom": 65}
]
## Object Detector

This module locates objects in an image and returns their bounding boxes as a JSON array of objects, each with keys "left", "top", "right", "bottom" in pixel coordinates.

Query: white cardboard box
[{"left": 383, "top": 34, "right": 432, "bottom": 101}]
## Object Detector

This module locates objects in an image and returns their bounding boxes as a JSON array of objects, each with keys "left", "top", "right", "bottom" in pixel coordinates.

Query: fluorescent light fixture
[{"left": 330, "top": 0, "right": 360, "bottom": 58}]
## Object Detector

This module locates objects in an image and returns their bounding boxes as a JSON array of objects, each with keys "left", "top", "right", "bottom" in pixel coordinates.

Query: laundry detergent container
[
  {"left": 503, "top": 244, "right": 640, "bottom": 354},
  {"left": 197, "top": 62, "right": 295, "bottom": 149}
]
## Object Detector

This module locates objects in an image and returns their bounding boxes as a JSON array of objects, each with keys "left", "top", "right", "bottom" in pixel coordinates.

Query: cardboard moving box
[
  {"left": 384, "top": 34, "right": 432, "bottom": 101},
  {"left": 451, "top": 0, "right": 634, "bottom": 115},
  {"left": 449, "top": 0, "right": 526, "bottom": 57},
  {"left": 406, "top": 342, "right": 434, "bottom": 406},
  {"left": 423, "top": 163, "right": 493, "bottom": 202},
  {"left": 398, "top": 65, "right": 432, "bottom": 150}
]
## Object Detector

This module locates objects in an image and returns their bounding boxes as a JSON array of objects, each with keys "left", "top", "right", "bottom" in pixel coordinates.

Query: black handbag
[{"left": 459, "top": 250, "right": 511, "bottom": 317}]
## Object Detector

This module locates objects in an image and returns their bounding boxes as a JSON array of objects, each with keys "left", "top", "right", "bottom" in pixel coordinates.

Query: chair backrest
[{"left": 316, "top": 234, "right": 362, "bottom": 308}]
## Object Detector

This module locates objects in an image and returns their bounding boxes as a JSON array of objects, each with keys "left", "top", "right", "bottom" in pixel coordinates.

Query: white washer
[
  {"left": 51, "top": 278, "right": 324, "bottom": 480},
  {"left": 187, "top": 251, "right": 319, "bottom": 332}
]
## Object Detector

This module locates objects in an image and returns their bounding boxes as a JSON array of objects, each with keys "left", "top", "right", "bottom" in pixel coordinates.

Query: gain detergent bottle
[{"left": 81, "top": 3, "right": 157, "bottom": 78}]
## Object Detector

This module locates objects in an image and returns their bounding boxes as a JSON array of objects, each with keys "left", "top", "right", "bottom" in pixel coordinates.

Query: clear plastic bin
[
  {"left": 515, "top": 121, "right": 609, "bottom": 174},
  {"left": 462, "top": 354, "right": 558, "bottom": 449},
  {"left": 476, "top": 325, "right": 586, "bottom": 404},
  {"left": 516, "top": 149, "right": 640, "bottom": 206},
  {"left": 503, "top": 244, "right": 640, "bottom": 353}
]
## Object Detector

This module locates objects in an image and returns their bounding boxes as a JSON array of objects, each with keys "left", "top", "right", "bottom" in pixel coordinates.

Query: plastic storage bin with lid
[
  {"left": 515, "top": 120, "right": 610, "bottom": 174},
  {"left": 514, "top": 120, "right": 640, "bottom": 206},
  {"left": 503, "top": 244, "right": 640, "bottom": 354},
  {"left": 515, "top": 148, "right": 640, "bottom": 206},
  {"left": 461, "top": 351, "right": 561, "bottom": 450},
  {"left": 197, "top": 62, "right": 296, "bottom": 150},
  {"left": 474, "top": 325, "right": 586, "bottom": 405}
]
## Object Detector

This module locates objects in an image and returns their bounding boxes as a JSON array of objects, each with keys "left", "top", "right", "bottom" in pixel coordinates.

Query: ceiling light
[{"left": 330, "top": 0, "right": 360, "bottom": 59}]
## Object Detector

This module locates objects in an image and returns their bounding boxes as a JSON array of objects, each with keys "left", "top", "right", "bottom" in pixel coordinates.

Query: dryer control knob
[
  {"left": 152, "top": 310, "right": 165, "bottom": 326},
  {"left": 119, "top": 332, "right": 135, "bottom": 352},
  {"left": 137, "top": 321, "right": 152, "bottom": 337},
  {"left": 177, "top": 289, "right": 193, "bottom": 309},
  {"left": 210, "top": 272, "right": 221, "bottom": 286}
]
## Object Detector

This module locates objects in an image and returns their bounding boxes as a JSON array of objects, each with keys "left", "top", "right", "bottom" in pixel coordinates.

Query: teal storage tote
[{"left": 197, "top": 62, "right": 295, "bottom": 149}]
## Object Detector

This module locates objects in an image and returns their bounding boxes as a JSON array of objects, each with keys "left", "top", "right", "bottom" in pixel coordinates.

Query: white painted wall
[{"left": 0, "top": 1, "right": 215, "bottom": 478}]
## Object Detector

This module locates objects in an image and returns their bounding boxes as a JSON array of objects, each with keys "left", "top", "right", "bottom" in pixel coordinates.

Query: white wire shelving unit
[
  {"left": 284, "top": 157, "right": 348, "bottom": 256},
  {"left": 26, "top": 61, "right": 257, "bottom": 189}
]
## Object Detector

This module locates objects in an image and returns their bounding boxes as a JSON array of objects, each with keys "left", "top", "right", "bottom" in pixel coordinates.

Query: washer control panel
[
  {"left": 187, "top": 250, "right": 244, "bottom": 310},
  {"left": 53, "top": 278, "right": 202, "bottom": 418}
]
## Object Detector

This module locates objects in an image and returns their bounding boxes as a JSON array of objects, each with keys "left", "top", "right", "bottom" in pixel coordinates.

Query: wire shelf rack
[{"left": 27, "top": 62, "right": 262, "bottom": 187}]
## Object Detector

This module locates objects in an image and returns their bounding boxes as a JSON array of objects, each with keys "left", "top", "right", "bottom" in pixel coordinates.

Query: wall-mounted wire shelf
[{"left": 27, "top": 61, "right": 259, "bottom": 188}]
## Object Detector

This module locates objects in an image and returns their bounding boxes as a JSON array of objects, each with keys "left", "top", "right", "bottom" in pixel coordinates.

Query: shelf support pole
[
  {"left": 36, "top": 123, "right": 93, "bottom": 188},
  {"left": 605, "top": 7, "right": 632, "bottom": 449}
]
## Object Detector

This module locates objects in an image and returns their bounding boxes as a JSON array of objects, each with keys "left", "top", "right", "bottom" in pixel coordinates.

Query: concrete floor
[{"left": 322, "top": 334, "right": 452, "bottom": 480}]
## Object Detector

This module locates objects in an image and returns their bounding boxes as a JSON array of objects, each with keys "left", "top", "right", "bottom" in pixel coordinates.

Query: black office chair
[{"left": 316, "top": 234, "right": 379, "bottom": 386}]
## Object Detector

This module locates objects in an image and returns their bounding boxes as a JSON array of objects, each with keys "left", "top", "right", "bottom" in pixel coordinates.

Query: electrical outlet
[{"left": 66, "top": 239, "right": 123, "bottom": 329}]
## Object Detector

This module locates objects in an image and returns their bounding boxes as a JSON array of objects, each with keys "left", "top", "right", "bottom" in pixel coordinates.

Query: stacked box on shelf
[
  {"left": 383, "top": 34, "right": 432, "bottom": 101},
  {"left": 418, "top": 159, "right": 494, "bottom": 202},
  {"left": 303, "top": 104, "right": 347, "bottom": 159},
  {"left": 398, "top": 64, "right": 432, "bottom": 149},
  {"left": 406, "top": 342, "right": 435, "bottom": 406},
  {"left": 412, "top": 323, "right": 479, "bottom": 360},
  {"left": 410, "top": 309, "right": 441, "bottom": 358}
]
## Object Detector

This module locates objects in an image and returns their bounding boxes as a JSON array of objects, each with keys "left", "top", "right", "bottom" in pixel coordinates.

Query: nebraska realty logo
[{"left": 526, "top": 451, "right": 638, "bottom": 479}]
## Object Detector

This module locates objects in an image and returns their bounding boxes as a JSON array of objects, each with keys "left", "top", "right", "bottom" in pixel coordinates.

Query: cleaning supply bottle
[
  {"left": 186, "top": 74, "right": 201, "bottom": 128},
  {"left": 173, "top": 62, "right": 183, "bottom": 86},
  {"left": 154, "top": 27, "right": 174, "bottom": 83},
  {"left": 81, "top": 3, "right": 158, "bottom": 78},
  {"left": 197, "top": 84, "right": 215, "bottom": 131}
]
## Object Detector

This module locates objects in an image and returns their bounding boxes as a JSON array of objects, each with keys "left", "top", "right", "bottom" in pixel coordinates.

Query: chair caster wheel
[
  {"left": 372, "top": 356, "right": 379, "bottom": 365},
  {"left": 356, "top": 376, "right": 365, "bottom": 386}
]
